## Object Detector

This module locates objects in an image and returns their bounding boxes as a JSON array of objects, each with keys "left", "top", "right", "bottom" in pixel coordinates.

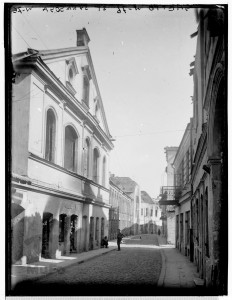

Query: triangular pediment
[{"left": 36, "top": 46, "right": 111, "bottom": 138}]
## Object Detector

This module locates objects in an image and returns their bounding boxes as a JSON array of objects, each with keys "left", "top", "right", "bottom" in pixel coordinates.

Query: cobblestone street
[{"left": 12, "top": 234, "right": 162, "bottom": 296}]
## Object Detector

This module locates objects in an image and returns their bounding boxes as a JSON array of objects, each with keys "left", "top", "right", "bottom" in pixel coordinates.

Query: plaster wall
[
  {"left": 175, "top": 199, "right": 191, "bottom": 255},
  {"left": 12, "top": 73, "right": 31, "bottom": 175},
  {"left": 167, "top": 211, "right": 175, "bottom": 244}
]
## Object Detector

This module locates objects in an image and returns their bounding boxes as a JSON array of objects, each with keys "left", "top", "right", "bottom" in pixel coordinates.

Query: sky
[{"left": 11, "top": 4, "right": 198, "bottom": 198}]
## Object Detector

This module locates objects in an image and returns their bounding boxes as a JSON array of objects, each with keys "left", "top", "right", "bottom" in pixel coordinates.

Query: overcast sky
[{"left": 11, "top": 5, "right": 198, "bottom": 197}]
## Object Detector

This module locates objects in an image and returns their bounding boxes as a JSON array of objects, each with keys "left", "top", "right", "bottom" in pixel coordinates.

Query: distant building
[
  {"left": 11, "top": 28, "right": 114, "bottom": 264},
  {"left": 109, "top": 177, "right": 133, "bottom": 239},
  {"left": 140, "top": 191, "right": 160, "bottom": 234},
  {"left": 159, "top": 147, "right": 178, "bottom": 244},
  {"left": 109, "top": 176, "right": 141, "bottom": 235},
  {"left": 173, "top": 120, "right": 193, "bottom": 258},
  {"left": 152, "top": 197, "right": 162, "bottom": 232}
]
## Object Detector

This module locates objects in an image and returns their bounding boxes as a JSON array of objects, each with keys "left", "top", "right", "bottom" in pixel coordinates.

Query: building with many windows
[
  {"left": 190, "top": 8, "right": 227, "bottom": 293},
  {"left": 159, "top": 146, "right": 178, "bottom": 244},
  {"left": 108, "top": 177, "right": 133, "bottom": 239},
  {"left": 140, "top": 191, "right": 160, "bottom": 234},
  {"left": 11, "top": 28, "right": 114, "bottom": 264},
  {"left": 173, "top": 120, "right": 193, "bottom": 258},
  {"left": 159, "top": 7, "right": 227, "bottom": 294},
  {"left": 109, "top": 176, "right": 141, "bottom": 235}
]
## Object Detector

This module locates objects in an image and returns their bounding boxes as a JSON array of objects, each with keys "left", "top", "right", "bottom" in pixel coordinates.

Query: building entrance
[
  {"left": 70, "top": 215, "right": 78, "bottom": 252},
  {"left": 42, "top": 212, "right": 53, "bottom": 258}
]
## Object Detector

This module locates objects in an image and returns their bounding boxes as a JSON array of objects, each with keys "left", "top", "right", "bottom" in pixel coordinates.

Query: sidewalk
[
  {"left": 11, "top": 240, "right": 118, "bottom": 289},
  {"left": 157, "top": 235, "right": 205, "bottom": 295}
]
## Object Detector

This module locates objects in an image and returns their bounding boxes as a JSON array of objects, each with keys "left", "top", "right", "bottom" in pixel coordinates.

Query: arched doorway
[
  {"left": 101, "top": 218, "right": 105, "bottom": 242},
  {"left": 89, "top": 217, "right": 94, "bottom": 250},
  {"left": 42, "top": 212, "right": 53, "bottom": 258},
  {"left": 70, "top": 215, "right": 78, "bottom": 253},
  {"left": 82, "top": 216, "right": 88, "bottom": 251}
]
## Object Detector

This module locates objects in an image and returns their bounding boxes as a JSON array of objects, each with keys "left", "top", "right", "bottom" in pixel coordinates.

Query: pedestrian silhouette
[{"left": 117, "top": 229, "right": 124, "bottom": 251}]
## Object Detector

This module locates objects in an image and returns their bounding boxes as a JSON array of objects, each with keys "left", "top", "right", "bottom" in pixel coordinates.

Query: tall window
[
  {"left": 83, "top": 76, "right": 90, "bottom": 107},
  {"left": 45, "top": 109, "right": 56, "bottom": 163},
  {"left": 83, "top": 138, "right": 90, "bottom": 178},
  {"left": 102, "top": 156, "right": 106, "bottom": 186},
  {"left": 93, "top": 148, "right": 100, "bottom": 183},
  {"left": 64, "top": 126, "right": 78, "bottom": 172}
]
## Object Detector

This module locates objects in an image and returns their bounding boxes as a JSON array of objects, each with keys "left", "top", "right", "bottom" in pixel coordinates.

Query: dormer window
[
  {"left": 83, "top": 76, "right": 90, "bottom": 107},
  {"left": 68, "top": 68, "right": 74, "bottom": 84},
  {"left": 66, "top": 58, "right": 78, "bottom": 95},
  {"left": 94, "top": 101, "right": 100, "bottom": 123},
  {"left": 82, "top": 65, "right": 92, "bottom": 108}
]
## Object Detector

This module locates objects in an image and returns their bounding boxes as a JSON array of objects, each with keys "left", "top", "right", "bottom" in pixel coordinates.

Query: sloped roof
[
  {"left": 141, "top": 191, "right": 154, "bottom": 204},
  {"left": 110, "top": 177, "right": 138, "bottom": 193}
]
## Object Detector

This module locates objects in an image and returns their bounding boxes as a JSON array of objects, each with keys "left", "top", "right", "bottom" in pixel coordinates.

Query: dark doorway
[
  {"left": 70, "top": 215, "right": 78, "bottom": 252},
  {"left": 89, "top": 217, "right": 94, "bottom": 250},
  {"left": 42, "top": 212, "right": 53, "bottom": 258},
  {"left": 100, "top": 218, "right": 105, "bottom": 242}
]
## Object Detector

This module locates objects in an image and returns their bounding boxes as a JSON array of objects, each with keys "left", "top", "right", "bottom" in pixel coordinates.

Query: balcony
[{"left": 158, "top": 186, "right": 181, "bottom": 206}]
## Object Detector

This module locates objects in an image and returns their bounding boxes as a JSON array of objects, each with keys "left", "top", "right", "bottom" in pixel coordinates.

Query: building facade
[
  {"left": 159, "top": 147, "right": 178, "bottom": 244},
  {"left": 140, "top": 191, "right": 161, "bottom": 234},
  {"left": 159, "top": 7, "right": 227, "bottom": 294},
  {"left": 109, "top": 176, "right": 141, "bottom": 235},
  {"left": 109, "top": 178, "right": 133, "bottom": 239},
  {"left": 173, "top": 120, "right": 193, "bottom": 258},
  {"left": 11, "top": 28, "right": 114, "bottom": 264},
  {"left": 190, "top": 8, "right": 227, "bottom": 293}
]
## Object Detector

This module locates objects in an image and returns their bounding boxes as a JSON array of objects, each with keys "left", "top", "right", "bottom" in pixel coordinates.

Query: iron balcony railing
[{"left": 158, "top": 186, "right": 181, "bottom": 206}]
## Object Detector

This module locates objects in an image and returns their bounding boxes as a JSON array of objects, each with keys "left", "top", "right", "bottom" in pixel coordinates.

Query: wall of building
[{"left": 11, "top": 31, "right": 113, "bottom": 265}]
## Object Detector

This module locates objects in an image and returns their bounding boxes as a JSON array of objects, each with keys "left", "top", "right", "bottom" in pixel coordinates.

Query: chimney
[{"left": 76, "top": 28, "right": 90, "bottom": 47}]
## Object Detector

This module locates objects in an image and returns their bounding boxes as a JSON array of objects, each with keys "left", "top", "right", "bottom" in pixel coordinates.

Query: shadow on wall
[{"left": 10, "top": 192, "right": 109, "bottom": 262}]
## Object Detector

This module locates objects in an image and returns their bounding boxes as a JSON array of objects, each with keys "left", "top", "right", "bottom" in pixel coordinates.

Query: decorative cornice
[
  {"left": 28, "top": 152, "right": 110, "bottom": 192},
  {"left": 13, "top": 55, "right": 114, "bottom": 151},
  {"left": 11, "top": 175, "right": 110, "bottom": 209}
]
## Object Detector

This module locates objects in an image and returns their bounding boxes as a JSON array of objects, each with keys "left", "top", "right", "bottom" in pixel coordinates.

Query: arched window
[
  {"left": 83, "top": 76, "right": 90, "bottom": 107},
  {"left": 83, "top": 138, "right": 90, "bottom": 178},
  {"left": 45, "top": 109, "right": 56, "bottom": 163},
  {"left": 93, "top": 148, "right": 100, "bottom": 183},
  {"left": 64, "top": 125, "right": 78, "bottom": 172},
  {"left": 102, "top": 156, "right": 106, "bottom": 186}
]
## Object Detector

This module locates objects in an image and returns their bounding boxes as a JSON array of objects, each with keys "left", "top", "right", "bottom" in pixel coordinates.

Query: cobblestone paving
[{"left": 12, "top": 234, "right": 162, "bottom": 296}]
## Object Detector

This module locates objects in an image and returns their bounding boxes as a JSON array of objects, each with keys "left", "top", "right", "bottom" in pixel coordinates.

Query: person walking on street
[{"left": 117, "top": 229, "right": 124, "bottom": 251}]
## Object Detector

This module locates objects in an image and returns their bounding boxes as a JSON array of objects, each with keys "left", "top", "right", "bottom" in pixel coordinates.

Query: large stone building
[
  {"left": 190, "top": 8, "right": 227, "bottom": 293},
  {"left": 109, "top": 177, "right": 133, "bottom": 239},
  {"left": 109, "top": 176, "right": 141, "bottom": 235},
  {"left": 173, "top": 120, "right": 193, "bottom": 258},
  {"left": 159, "top": 7, "right": 227, "bottom": 294},
  {"left": 11, "top": 28, "right": 114, "bottom": 264}
]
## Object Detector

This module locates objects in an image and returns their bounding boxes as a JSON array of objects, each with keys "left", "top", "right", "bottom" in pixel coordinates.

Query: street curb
[{"left": 157, "top": 239, "right": 166, "bottom": 287}]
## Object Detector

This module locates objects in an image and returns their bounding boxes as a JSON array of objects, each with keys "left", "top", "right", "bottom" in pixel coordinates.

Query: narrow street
[{"left": 12, "top": 234, "right": 162, "bottom": 296}]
